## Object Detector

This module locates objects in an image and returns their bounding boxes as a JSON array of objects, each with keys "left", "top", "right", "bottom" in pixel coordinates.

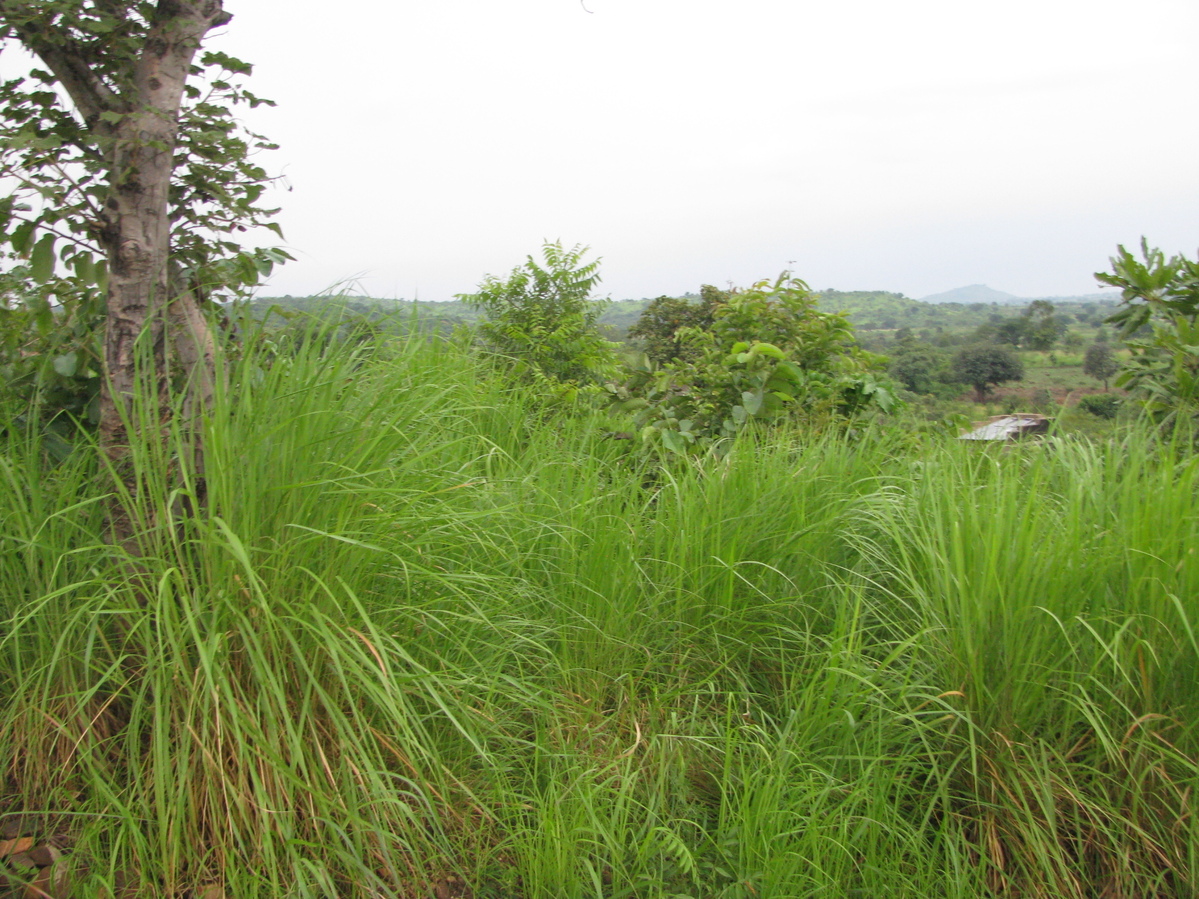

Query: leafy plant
[
  {"left": 627, "top": 285, "right": 726, "bottom": 366},
  {"left": 1082, "top": 341, "right": 1119, "bottom": 390},
  {"left": 951, "top": 343, "right": 1024, "bottom": 402},
  {"left": 625, "top": 274, "right": 894, "bottom": 455},
  {"left": 458, "top": 241, "right": 618, "bottom": 392},
  {"left": 1097, "top": 240, "right": 1199, "bottom": 428},
  {"left": 0, "top": 2, "right": 290, "bottom": 497},
  {"left": 1077, "top": 393, "right": 1120, "bottom": 419}
]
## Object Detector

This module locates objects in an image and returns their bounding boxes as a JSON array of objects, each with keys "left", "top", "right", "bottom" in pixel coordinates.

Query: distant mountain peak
[{"left": 918, "top": 284, "right": 1020, "bottom": 304}]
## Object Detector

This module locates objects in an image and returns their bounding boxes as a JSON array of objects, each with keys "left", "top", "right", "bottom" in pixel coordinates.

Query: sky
[{"left": 182, "top": 1, "right": 1198, "bottom": 300}]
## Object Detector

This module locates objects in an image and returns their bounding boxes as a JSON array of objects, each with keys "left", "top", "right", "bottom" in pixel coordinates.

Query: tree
[
  {"left": 952, "top": 343, "right": 1024, "bottom": 402},
  {"left": 889, "top": 346, "right": 947, "bottom": 395},
  {"left": 994, "top": 318, "right": 1027, "bottom": 347},
  {"left": 0, "top": 2, "right": 284, "bottom": 544},
  {"left": 627, "top": 284, "right": 725, "bottom": 366},
  {"left": 1097, "top": 240, "right": 1199, "bottom": 427},
  {"left": 626, "top": 274, "right": 894, "bottom": 455},
  {"left": 1021, "top": 300, "right": 1065, "bottom": 351},
  {"left": 458, "top": 241, "right": 617, "bottom": 388},
  {"left": 1083, "top": 342, "right": 1118, "bottom": 390}
]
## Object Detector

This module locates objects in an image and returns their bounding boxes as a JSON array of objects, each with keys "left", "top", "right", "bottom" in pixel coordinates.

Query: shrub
[
  {"left": 621, "top": 274, "right": 894, "bottom": 455},
  {"left": 1098, "top": 240, "right": 1199, "bottom": 429},
  {"left": 627, "top": 285, "right": 725, "bottom": 366},
  {"left": 1078, "top": 393, "right": 1121, "bottom": 419},
  {"left": 458, "top": 241, "right": 617, "bottom": 390}
]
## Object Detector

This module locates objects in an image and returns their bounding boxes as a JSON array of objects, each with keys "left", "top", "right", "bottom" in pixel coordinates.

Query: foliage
[
  {"left": 994, "top": 317, "right": 1028, "bottom": 347},
  {"left": 621, "top": 274, "right": 894, "bottom": 455},
  {"left": 1078, "top": 392, "right": 1121, "bottom": 419},
  {"left": 1082, "top": 341, "right": 1119, "bottom": 389},
  {"left": 1021, "top": 299, "right": 1067, "bottom": 350},
  {"left": 0, "top": 5, "right": 289, "bottom": 426},
  {"left": 626, "top": 284, "right": 725, "bottom": 365},
  {"left": 1097, "top": 240, "right": 1199, "bottom": 427},
  {"left": 458, "top": 241, "right": 617, "bottom": 390},
  {"left": 951, "top": 342, "right": 1025, "bottom": 401},
  {"left": 888, "top": 345, "right": 955, "bottom": 395},
  {"left": 2, "top": 332, "right": 1197, "bottom": 897}
]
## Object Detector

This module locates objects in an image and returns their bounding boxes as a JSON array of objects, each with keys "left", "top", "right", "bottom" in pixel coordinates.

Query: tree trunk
[{"left": 47, "top": 2, "right": 229, "bottom": 550}]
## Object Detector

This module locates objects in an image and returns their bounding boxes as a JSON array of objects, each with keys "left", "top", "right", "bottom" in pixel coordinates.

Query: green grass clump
[{"left": 0, "top": 331, "right": 1195, "bottom": 898}]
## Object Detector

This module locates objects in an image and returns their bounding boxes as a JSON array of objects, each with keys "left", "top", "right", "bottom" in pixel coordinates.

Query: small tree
[
  {"left": 1083, "top": 342, "right": 1119, "bottom": 390},
  {"left": 458, "top": 241, "right": 617, "bottom": 388},
  {"left": 1097, "top": 240, "right": 1199, "bottom": 427},
  {"left": 889, "top": 346, "right": 949, "bottom": 395},
  {"left": 0, "top": 1, "right": 286, "bottom": 546},
  {"left": 626, "top": 274, "right": 893, "bottom": 455},
  {"left": 952, "top": 343, "right": 1024, "bottom": 402},
  {"left": 627, "top": 285, "right": 725, "bottom": 366},
  {"left": 1022, "top": 300, "right": 1066, "bottom": 351}
]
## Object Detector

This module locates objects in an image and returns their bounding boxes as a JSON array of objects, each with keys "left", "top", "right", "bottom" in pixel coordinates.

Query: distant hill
[
  {"left": 919, "top": 285, "right": 1121, "bottom": 306},
  {"left": 919, "top": 285, "right": 1020, "bottom": 304}
]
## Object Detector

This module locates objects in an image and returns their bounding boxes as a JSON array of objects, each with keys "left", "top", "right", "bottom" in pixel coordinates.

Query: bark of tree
[{"left": 2, "top": 0, "right": 230, "bottom": 551}]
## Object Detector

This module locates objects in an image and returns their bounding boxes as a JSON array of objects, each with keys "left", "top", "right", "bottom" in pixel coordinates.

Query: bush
[
  {"left": 458, "top": 241, "right": 617, "bottom": 389},
  {"left": 1078, "top": 393, "right": 1121, "bottom": 419},
  {"left": 1098, "top": 240, "right": 1199, "bottom": 429},
  {"left": 620, "top": 274, "right": 894, "bottom": 455},
  {"left": 627, "top": 285, "right": 725, "bottom": 366}
]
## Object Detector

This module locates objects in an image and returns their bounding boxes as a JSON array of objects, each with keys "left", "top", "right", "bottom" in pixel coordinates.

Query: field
[{"left": 0, "top": 332, "right": 1195, "bottom": 898}]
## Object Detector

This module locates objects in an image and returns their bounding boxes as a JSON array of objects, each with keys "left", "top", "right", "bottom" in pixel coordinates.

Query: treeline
[{"left": 251, "top": 289, "right": 1122, "bottom": 346}]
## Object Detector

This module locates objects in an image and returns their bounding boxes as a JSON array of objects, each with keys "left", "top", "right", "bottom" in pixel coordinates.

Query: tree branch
[{"left": 0, "top": 2, "right": 121, "bottom": 123}]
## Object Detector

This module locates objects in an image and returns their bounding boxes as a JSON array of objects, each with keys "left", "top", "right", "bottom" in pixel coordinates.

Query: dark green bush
[{"left": 1078, "top": 393, "right": 1121, "bottom": 419}]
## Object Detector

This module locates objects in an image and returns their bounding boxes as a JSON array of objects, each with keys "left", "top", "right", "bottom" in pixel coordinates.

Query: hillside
[
  {"left": 919, "top": 284, "right": 1021, "bottom": 304},
  {"left": 248, "top": 289, "right": 1122, "bottom": 343}
]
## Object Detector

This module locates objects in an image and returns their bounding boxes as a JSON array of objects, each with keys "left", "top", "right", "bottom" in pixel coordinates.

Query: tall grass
[{"left": 0, "top": 329, "right": 1195, "bottom": 897}]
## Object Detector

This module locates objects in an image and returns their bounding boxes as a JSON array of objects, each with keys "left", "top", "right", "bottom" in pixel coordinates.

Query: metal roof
[{"left": 959, "top": 414, "right": 1050, "bottom": 441}]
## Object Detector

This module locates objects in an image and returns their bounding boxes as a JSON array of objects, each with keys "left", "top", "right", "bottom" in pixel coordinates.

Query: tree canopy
[
  {"left": 1083, "top": 342, "right": 1118, "bottom": 390},
  {"left": 951, "top": 343, "right": 1024, "bottom": 402}
]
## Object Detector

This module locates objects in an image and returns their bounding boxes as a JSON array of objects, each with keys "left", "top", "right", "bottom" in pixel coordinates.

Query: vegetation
[
  {"left": 951, "top": 342, "right": 1026, "bottom": 402},
  {"left": 458, "top": 241, "right": 617, "bottom": 391},
  {"left": 1083, "top": 341, "right": 1119, "bottom": 390},
  {"left": 1, "top": 324, "right": 1195, "bottom": 898},
  {"left": 619, "top": 274, "right": 894, "bottom": 455},
  {"left": 626, "top": 285, "right": 724, "bottom": 366},
  {"left": 1099, "top": 241, "right": 1199, "bottom": 431},
  {"left": 1078, "top": 392, "right": 1121, "bottom": 418},
  {"left": 0, "top": 0, "right": 287, "bottom": 552},
  {"left": 0, "top": 9, "right": 1192, "bottom": 894}
]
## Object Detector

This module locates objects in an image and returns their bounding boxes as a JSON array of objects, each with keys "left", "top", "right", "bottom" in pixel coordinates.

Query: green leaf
[
  {"left": 10, "top": 221, "right": 36, "bottom": 254},
  {"left": 72, "top": 252, "right": 96, "bottom": 285},
  {"left": 52, "top": 352, "right": 77, "bottom": 378},
  {"left": 660, "top": 428, "right": 685, "bottom": 454},
  {"left": 30, "top": 234, "right": 56, "bottom": 283},
  {"left": 85, "top": 394, "right": 102, "bottom": 426},
  {"left": 741, "top": 390, "right": 763, "bottom": 416},
  {"left": 751, "top": 342, "right": 785, "bottom": 359}
]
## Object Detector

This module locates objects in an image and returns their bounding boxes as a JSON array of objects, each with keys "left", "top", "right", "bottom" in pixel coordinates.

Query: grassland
[{"left": 0, "top": 331, "right": 1195, "bottom": 898}]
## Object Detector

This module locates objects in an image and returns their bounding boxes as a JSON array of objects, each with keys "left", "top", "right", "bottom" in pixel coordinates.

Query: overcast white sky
[{"left": 212, "top": 0, "right": 1197, "bottom": 301}]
